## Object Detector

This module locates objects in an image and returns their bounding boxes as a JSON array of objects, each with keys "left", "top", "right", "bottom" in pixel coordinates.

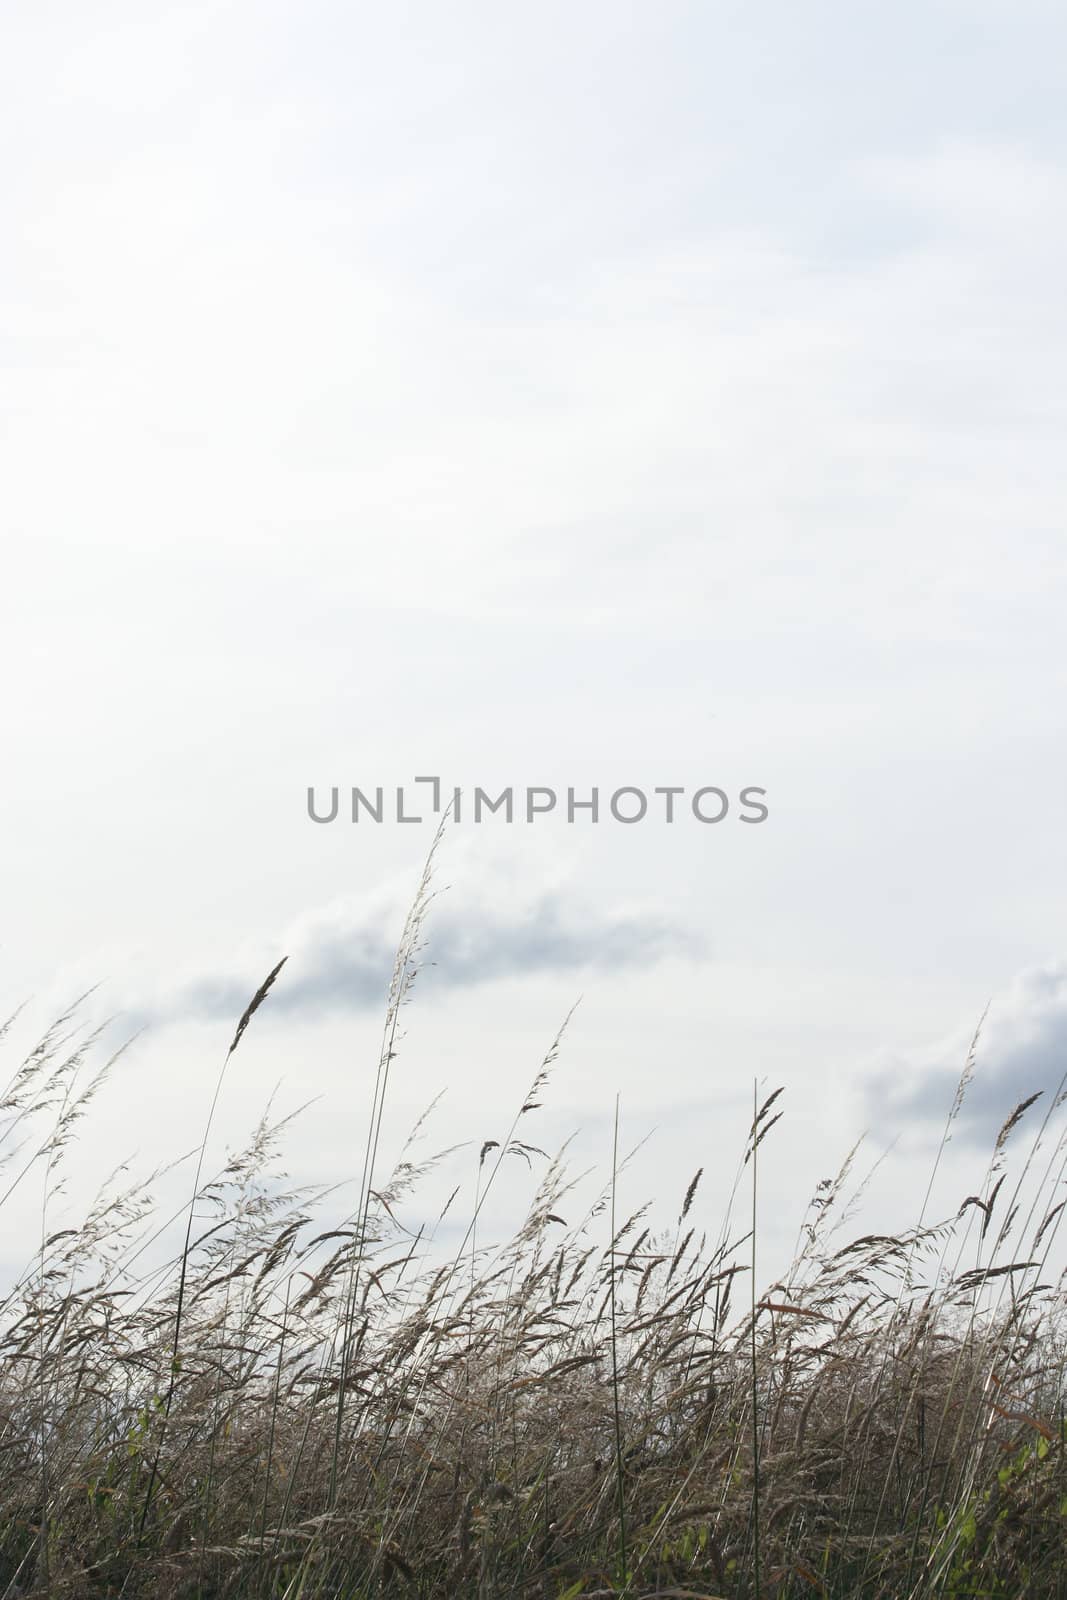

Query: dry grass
[{"left": 1, "top": 871, "right": 1066, "bottom": 1599}]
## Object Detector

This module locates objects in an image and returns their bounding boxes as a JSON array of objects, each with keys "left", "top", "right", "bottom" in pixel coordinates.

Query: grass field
[{"left": 2, "top": 864, "right": 1066, "bottom": 1598}]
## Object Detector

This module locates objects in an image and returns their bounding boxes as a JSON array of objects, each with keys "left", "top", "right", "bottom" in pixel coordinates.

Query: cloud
[
  {"left": 867, "top": 961, "right": 1067, "bottom": 1147},
  {"left": 121, "top": 864, "right": 701, "bottom": 1033}
]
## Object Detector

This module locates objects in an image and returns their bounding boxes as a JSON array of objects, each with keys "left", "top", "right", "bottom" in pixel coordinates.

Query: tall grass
[{"left": 1, "top": 876, "right": 1066, "bottom": 1599}]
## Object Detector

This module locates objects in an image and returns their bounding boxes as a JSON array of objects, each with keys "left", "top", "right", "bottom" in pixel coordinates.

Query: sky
[{"left": 2, "top": 0, "right": 1066, "bottom": 1283}]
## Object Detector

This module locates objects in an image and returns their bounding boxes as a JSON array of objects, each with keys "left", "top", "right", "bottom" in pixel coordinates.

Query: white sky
[{"left": 2, "top": 1, "right": 1066, "bottom": 1281}]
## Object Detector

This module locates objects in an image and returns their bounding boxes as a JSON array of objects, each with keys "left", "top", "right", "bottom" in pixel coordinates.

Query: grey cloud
[
  {"left": 127, "top": 886, "right": 700, "bottom": 1033},
  {"left": 867, "top": 962, "right": 1067, "bottom": 1148}
]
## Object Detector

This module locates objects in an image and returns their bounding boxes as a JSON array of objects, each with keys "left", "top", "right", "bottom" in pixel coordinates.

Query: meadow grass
[{"left": 1, "top": 868, "right": 1066, "bottom": 1599}]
